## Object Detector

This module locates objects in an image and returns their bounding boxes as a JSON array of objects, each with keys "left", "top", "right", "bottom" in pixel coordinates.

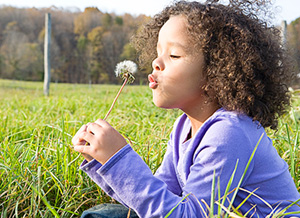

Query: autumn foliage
[{"left": 0, "top": 6, "right": 150, "bottom": 84}]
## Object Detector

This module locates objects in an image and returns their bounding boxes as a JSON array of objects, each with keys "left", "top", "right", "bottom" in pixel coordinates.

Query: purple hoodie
[{"left": 80, "top": 108, "right": 300, "bottom": 217}]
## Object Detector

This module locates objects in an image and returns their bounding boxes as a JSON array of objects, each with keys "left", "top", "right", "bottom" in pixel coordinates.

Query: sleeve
[
  {"left": 154, "top": 138, "right": 182, "bottom": 196},
  {"left": 81, "top": 118, "right": 256, "bottom": 218},
  {"left": 80, "top": 157, "right": 127, "bottom": 205},
  {"left": 96, "top": 144, "right": 206, "bottom": 218},
  {"left": 80, "top": 115, "right": 184, "bottom": 207}
]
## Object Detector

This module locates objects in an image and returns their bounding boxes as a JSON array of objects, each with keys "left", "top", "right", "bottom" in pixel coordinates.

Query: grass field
[{"left": 0, "top": 79, "right": 299, "bottom": 217}]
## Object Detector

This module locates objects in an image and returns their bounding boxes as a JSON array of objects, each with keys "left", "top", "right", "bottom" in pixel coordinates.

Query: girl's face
[{"left": 148, "top": 15, "right": 207, "bottom": 112}]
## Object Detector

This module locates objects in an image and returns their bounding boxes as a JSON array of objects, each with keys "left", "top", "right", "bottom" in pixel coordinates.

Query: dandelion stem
[{"left": 103, "top": 76, "right": 128, "bottom": 121}]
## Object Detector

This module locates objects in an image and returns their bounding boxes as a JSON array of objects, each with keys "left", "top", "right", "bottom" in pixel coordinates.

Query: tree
[
  {"left": 120, "top": 43, "right": 148, "bottom": 84},
  {"left": 87, "top": 26, "right": 106, "bottom": 83},
  {"left": 0, "top": 21, "right": 29, "bottom": 79},
  {"left": 0, "top": 6, "right": 149, "bottom": 84},
  {"left": 287, "top": 18, "right": 300, "bottom": 83},
  {"left": 19, "top": 43, "right": 43, "bottom": 81},
  {"left": 0, "top": 54, "right": 3, "bottom": 77},
  {"left": 120, "top": 43, "right": 136, "bottom": 60},
  {"left": 115, "top": 16, "right": 123, "bottom": 26},
  {"left": 102, "top": 13, "right": 113, "bottom": 29},
  {"left": 74, "top": 7, "right": 103, "bottom": 36},
  {"left": 101, "top": 27, "right": 127, "bottom": 83},
  {"left": 76, "top": 35, "right": 91, "bottom": 83}
]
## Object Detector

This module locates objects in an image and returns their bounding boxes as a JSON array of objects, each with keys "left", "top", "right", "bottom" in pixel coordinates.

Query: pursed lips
[{"left": 148, "top": 74, "right": 158, "bottom": 89}]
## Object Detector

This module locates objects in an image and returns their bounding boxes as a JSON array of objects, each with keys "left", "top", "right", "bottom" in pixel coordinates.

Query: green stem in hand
[{"left": 103, "top": 75, "right": 129, "bottom": 121}]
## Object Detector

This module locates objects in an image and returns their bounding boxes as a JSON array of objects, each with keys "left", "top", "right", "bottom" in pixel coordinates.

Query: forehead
[
  {"left": 160, "top": 15, "right": 188, "bottom": 33},
  {"left": 158, "top": 15, "right": 190, "bottom": 47}
]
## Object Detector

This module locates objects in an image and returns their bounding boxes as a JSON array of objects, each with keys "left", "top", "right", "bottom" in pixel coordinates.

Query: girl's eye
[{"left": 170, "top": 55, "right": 180, "bottom": 59}]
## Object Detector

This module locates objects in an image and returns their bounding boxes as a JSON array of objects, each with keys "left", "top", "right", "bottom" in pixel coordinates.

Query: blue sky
[{"left": 0, "top": 0, "right": 299, "bottom": 25}]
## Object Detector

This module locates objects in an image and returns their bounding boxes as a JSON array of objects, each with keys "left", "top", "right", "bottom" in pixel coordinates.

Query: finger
[
  {"left": 75, "top": 124, "right": 87, "bottom": 136},
  {"left": 94, "top": 119, "right": 111, "bottom": 128},
  {"left": 87, "top": 122, "right": 103, "bottom": 135},
  {"left": 74, "top": 145, "right": 91, "bottom": 154},
  {"left": 77, "top": 131, "right": 95, "bottom": 145},
  {"left": 72, "top": 124, "right": 88, "bottom": 145}
]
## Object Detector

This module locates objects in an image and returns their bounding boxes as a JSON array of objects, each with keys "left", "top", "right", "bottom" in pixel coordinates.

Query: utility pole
[{"left": 44, "top": 13, "right": 51, "bottom": 96}]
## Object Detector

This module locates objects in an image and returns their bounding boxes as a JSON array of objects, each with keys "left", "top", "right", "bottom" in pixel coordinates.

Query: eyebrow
[
  {"left": 169, "top": 41, "right": 188, "bottom": 50},
  {"left": 157, "top": 41, "right": 190, "bottom": 53}
]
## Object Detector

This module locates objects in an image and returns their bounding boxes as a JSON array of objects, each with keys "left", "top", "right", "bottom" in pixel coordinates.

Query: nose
[{"left": 152, "top": 57, "right": 165, "bottom": 71}]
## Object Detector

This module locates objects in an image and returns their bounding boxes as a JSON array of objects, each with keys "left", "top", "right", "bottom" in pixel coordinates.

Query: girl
[{"left": 72, "top": 1, "right": 300, "bottom": 217}]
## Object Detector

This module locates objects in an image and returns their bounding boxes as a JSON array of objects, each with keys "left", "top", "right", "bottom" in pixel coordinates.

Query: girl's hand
[
  {"left": 72, "top": 124, "right": 94, "bottom": 162},
  {"left": 73, "top": 119, "right": 127, "bottom": 165}
]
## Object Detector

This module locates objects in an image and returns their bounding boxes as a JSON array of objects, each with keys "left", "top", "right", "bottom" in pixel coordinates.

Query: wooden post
[
  {"left": 44, "top": 13, "right": 51, "bottom": 96},
  {"left": 281, "top": 20, "right": 287, "bottom": 48}
]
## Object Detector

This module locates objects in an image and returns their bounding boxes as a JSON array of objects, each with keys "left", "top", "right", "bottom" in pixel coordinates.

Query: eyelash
[{"left": 170, "top": 55, "right": 180, "bottom": 59}]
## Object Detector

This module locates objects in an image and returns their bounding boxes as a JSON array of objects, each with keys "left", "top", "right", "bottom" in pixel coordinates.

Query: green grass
[{"left": 0, "top": 79, "right": 299, "bottom": 217}]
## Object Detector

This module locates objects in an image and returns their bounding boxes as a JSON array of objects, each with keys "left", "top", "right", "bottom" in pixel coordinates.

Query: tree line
[
  {"left": 288, "top": 17, "right": 300, "bottom": 81},
  {"left": 0, "top": 5, "right": 299, "bottom": 85},
  {"left": 0, "top": 6, "right": 151, "bottom": 84}
]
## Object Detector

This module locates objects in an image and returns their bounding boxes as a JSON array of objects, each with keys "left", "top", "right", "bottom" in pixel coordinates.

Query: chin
[
  {"left": 152, "top": 91, "right": 175, "bottom": 109},
  {"left": 153, "top": 99, "right": 173, "bottom": 109},
  {"left": 153, "top": 99, "right": 162, "bottom": 108},
  {"left": 153, "top": 99, "right": 164, "bottom": 108}
]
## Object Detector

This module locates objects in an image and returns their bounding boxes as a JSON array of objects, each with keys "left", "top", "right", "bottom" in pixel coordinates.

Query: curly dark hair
[{"left": 132, "top": 0, "right": 294, "bottom": 129}]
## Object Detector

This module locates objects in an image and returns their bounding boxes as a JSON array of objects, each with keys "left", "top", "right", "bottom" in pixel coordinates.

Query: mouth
[{"left": 148, "top": 74, "right": 158, "bottom": 89}]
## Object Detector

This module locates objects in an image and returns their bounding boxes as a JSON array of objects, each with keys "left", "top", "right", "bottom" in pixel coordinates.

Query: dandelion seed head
[{"left": 115, "top": 60, "right": 137, "bottom": 83}]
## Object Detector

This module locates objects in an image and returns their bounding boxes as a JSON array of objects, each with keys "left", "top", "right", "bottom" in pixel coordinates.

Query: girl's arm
[
  {"left": 78, "top": 129, "right": 182, "bottom": 209},
  {"left": 89, "top": 143, "right": 203, "bottom": 218},
  {"left": 72, "top": 122, "right": 127, "bottom": 205},
  {"left": 87, "top": 136, "right": 254, "bottom": 218},
  {"left": 73, "top": 119, "right": 203, "bottom": 217},
  {"left": 79, "top": 159, "right": 127, "bottom": 206},
  {"left": 73, "top": 119, "right": 254, "bottom": 217}
]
